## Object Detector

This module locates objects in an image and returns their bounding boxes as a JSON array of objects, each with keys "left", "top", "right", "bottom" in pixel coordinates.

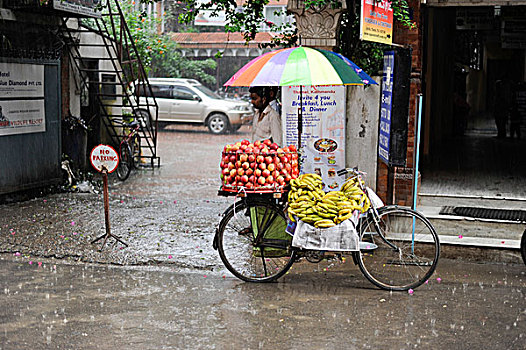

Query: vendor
[{"left": 249, "top": 86, "right": 282, "bottom": 147}]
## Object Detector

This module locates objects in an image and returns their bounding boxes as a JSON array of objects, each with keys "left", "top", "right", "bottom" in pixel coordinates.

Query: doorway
[{"left": 421, "top": 6, "right": 526, "bottom": 198}]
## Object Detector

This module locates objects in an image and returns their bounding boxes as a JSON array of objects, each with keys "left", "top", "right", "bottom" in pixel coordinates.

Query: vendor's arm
[{"left": 270, "top": 110, "right": 283, "bottom": 147}]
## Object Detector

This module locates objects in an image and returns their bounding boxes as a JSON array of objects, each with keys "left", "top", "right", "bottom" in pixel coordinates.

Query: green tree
[
  {"left": 92, "top": 1, "right": 216, "bottom": 83},
  {"left": 174, "top": 0, "right": 415, "bottom": 73}
]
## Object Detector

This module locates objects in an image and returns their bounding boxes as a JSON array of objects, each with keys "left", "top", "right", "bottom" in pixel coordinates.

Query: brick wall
[{"left": 376, "top": 0, "right": 424, "bottom": 206}]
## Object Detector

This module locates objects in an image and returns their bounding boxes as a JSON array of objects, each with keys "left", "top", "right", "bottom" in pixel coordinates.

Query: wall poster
[
  {"left": 282, "top": 85, "right": 346, "bottom": 190},
  {"left": 0, "top": 62, "right": 45, "bottom": 136}
]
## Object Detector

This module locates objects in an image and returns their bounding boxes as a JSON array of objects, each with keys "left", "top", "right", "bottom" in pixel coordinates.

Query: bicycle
[
  {"left": 115, "top": 119, "right": 141, "bottom": 181},
  {"left": 213, "top": 168, "right": 440, "bottom": 291}
]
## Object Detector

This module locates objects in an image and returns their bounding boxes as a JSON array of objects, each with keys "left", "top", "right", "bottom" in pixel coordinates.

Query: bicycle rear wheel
[
  {"left": 116, "top": 143, "right": 132, "bottom": 181},
  {"left": 356, "top": 206, "right": 440, "bottom": 291},
  {"left": 216, "top": 199, "right": 296, "bottom": 282}
]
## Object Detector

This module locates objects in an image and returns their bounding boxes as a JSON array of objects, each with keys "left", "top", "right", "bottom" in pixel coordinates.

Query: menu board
[{"left": 282, "top": 85, "right": 346, "bottom": 190}]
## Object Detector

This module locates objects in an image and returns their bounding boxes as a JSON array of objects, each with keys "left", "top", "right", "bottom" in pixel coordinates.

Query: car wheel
[
  {"left": 207, "top": 114, "right": 229, "bottom": 134},
  {"left": 230, "top": 124, "right": 243, "bottom": 133}
]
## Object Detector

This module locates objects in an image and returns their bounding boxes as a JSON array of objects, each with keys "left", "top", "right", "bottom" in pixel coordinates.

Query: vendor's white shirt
[{"left": 251, "top": 104, "right": 282, "bottom": 147}]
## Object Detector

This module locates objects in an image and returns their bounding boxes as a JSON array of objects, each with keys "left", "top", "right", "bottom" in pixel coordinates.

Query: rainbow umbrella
[
  {"left": 224, "top": 47, "right": 376, "bottom": 149},
  {"left": 224, "top": 47, "right": 377, "bottom": 87}
]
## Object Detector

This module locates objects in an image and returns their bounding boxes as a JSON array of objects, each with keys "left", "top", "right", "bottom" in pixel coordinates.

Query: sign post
[{"left": 89, "top": 144, "right": 128, "bottom": 249}]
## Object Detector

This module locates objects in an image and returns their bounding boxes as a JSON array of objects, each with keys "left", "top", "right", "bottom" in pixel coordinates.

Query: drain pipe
[{"left": 412, "top": 94, "right": 423, "bottom": 210}]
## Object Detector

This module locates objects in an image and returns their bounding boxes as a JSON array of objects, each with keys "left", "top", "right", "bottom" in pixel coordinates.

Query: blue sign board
[{"left": 378, "top": 51, "right": 394, "bottom": 164}]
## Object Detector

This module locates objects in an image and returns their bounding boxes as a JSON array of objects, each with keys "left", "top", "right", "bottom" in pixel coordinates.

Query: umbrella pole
[{"left": 298, "top": 85, "right": 302, "bottom": 150}]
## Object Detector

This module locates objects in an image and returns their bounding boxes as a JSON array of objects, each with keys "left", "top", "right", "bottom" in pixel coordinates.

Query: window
[
  {"left": 135, "top": 84, "right": 172, "bottom": 98},
  {"left": 173, "top": 86, "right": 196, "bottom": 100}
]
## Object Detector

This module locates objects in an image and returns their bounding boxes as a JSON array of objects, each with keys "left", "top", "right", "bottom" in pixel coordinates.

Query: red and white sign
[{"left": 90, "top": 144, "right": 119, "bottom": 173}]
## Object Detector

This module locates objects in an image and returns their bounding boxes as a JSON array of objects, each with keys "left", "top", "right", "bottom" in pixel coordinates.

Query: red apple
[
  {"left": 255, "top": 169, "right": 262, "bottom": 177},
  {"left": 265, "top": 156, "right": 273, "bottom": 164},
  {"left": 245, "top": 182, "right": 254, "bottom": 189},
  {"left": 237, "top": 168, "right": 244, "bottom": 176},
  {"left": 270, "top": 143, "right": 279, "bottom": 150},
  {"left": 241, "top": 139, "right": 250, "bottom": 146},
  {"left": 242, "top": 162, "right": 250, "bottom": 170},
  {"left": 267, "top": 163, "right": 276, "bottom": 172},
  {"left": 276, "top": 175, "right": 285, "bottom": 185},
  {"left": 246, "top": 168, "right": 253, "bottom": 176},
  {"left": 229, "top": 155, "right": 236, "bottom": 163},
  {"left": 256, "top": 155, "right": 265, "bottom": 163},
  {"left": 248, "top": 175, "right": 255, "bottom": 183},
  {"left": 272, "top": 170, "right": 279, "bottom": 178},
  {"left": 248, "top": 154, "right": 256, "bottom": 163},
  {"left": 276, "top": 162, "right": 284, "bottom": 171},
  {"left": 258, "top": 176, "right": 266, "bottom": 185},
  {"left": 230, "top": 169, "right": 237, "bottom": 177},
  {"left": 240, "top": 175, "right": 249, "bottom": 183},
  {"left": 288, "top": 145, "right": 297, "bottom": 152},
  {"left": 263, "top": 139, "right": 272, "bottom": 146},
  {"left": 222, "top": 168, "right": 230, "bottom": 176},
  {"left": 261, "top": 147, "right": 269, "bottom": 155},
  {"left": 235, "top": 160, "right": 242, "bottom": 169},
  {"left": 249, "top": 162, "right": 256, "bottom": 169},
  {"left": 258, "top": 163, "right": 267, "bottom": 170},
  {"left": 266, "top": 175, "right": 274, "bottom": 184},
  {"left": 262, "top": 169, "right": 271, "bottom": 177},
  {"left": 254, "top": 140, "right": 261, "bottom": 147},
  {"left": 240, "top": 144, "right": 248, "bottom": 152},
  {"left": 239, "top": 154, "right": 248, "bottom": 162}
]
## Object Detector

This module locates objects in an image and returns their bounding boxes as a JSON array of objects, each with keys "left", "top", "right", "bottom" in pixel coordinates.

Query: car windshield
[{"left": 193, "top": 84, "right": 221, "bottom": 99}]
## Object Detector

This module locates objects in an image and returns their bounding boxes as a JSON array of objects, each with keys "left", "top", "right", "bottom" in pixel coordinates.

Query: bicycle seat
[{"left": 126, "top": 120, "right": 139, "bottom": 128}]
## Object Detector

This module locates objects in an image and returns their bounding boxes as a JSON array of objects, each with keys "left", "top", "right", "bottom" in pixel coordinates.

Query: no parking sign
[{"left": 90, "top": 144, "right": 119, "bottom": 173}]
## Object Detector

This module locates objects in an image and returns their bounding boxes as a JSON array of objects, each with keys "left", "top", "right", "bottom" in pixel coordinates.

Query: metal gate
[{"left": 0, "top": 58, "right": 62, "bottom": 194}]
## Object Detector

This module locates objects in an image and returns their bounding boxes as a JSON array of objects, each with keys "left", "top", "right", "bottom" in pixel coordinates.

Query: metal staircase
[{"left": 60, "top": 0, "right": 160, "bottom": 167}]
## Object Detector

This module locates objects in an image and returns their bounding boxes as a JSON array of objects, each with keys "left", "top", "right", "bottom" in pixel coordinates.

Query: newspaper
[{"left": 291, "top": 211, "right": 360, "bottom": 251}]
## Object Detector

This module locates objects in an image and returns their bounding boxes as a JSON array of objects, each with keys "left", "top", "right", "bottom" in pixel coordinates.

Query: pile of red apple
[{"left": 220, "top": 139, "right": 299, "bottom": 191}]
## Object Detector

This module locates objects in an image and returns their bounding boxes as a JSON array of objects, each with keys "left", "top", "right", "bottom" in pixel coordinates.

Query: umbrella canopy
[{"left": 224, "top": 47, "right": 377, "bottom": 87}]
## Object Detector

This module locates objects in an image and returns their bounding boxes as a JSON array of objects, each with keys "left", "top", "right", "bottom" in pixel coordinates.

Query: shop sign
[
  {"left": 378, "top": 51, "right": 394, "bottom": 164},
  {"left": 282, "top": 85, "right": 346, "bottom": 190},
  {"left": 360, "top": 0, "right": 393, "bottom": 45},
  {"left": 53, "top": 0, "right": 101, "bottom": 18},
  {"left": 501, "top": 20, "right": 526, "bottom": 49},
  {"left": 0, "top": 62, "right": 45, "bottom": 136},
  {"left": 455, "top": 8, "right": 494, "bottom": 30}
]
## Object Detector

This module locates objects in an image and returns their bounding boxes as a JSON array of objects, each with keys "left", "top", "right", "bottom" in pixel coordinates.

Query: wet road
[
  {"left": 1, "top": 255, "right": 525, "bottom": 349},
  {"left": 1, "top": 125, "right": 525, "bottom": 349}
]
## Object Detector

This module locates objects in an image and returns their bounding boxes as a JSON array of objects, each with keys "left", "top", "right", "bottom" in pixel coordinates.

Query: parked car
[{"left": 131, "top": 78, "right": 253, "bottom": 134}]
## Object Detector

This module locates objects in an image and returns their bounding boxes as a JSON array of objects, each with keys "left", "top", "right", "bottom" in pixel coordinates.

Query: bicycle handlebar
[{"left": 336, "top": 167, "right": 367, "bottom": 177}]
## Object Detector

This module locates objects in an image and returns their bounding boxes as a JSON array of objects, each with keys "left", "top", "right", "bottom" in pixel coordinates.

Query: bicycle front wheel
[
  {"left": 520, "top": 229, "right": 526, "bottom": 266},
  {"left": 217, "top": 199, "right": 296, "bottom": 282},
  {"left": 116, "top": 143, "right": 132, "bottom": 181},
  {"left": 131, "top": 135, "right": 141, "bottom": 169},
  {"left": 356, "top": 206, "right": 440, "bottom": 291}
]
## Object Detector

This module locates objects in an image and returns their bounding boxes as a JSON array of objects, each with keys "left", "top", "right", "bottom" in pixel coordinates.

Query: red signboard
[{"left": 360, "top": 0, "right": 394, "bottom": 45}]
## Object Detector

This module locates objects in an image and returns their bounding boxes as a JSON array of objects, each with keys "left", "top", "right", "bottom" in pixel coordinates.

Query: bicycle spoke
[
  {"left": 217, "top": 200, "right": 295, "bottom": 282},
  {"left": 357, "top": 207, "right": 439, "bottom": 291}
]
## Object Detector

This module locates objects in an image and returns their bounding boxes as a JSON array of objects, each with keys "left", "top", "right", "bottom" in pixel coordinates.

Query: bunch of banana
[
  {"left": 286, "top": 173, "right": 364, "bottom": 228},
  {"left": 340, "top": 177, "right": 371, "bottom": 213}
]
